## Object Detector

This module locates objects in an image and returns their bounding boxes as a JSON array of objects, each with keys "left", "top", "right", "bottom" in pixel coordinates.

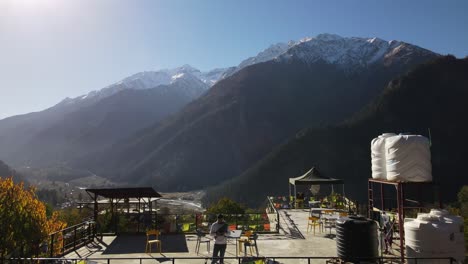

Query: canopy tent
[{"left": 288, "top": 167, "right": 345, "bottom": 207}]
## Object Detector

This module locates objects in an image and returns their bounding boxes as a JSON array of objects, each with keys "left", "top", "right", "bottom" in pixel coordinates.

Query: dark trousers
[{"left": 212, "top": 244, "right": 227, "bottom": 264}]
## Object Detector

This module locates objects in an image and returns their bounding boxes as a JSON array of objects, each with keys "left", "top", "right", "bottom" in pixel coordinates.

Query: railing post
[
  {"left": 61, "top": 231, "right": 65, "bottom": 255},
  {"left": 276, "top": 211, "right": 280, "bottom": 233},
  {"left": 73, "top": 226, "right": 77, "bottom": 251},
  {"left": 49, "top": 233, "right": 54, "bottom": 258},
  {"left": 88, "top": 222, "right": 91, "bottom": 243}
]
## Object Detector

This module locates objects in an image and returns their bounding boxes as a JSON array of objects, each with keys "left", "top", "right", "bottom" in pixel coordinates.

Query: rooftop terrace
[{"left": 64, "top": 209, "right": 339, "bottom": 264}]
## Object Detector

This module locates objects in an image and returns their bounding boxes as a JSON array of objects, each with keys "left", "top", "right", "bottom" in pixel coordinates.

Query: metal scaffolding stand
[{"left": 367, "top": 179, "right": 441, "bottom": 262}]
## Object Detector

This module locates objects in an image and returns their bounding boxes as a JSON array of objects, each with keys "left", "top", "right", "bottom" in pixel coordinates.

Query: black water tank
[{"left": 336, "top": 216, "right": 379, "bottom": 262}]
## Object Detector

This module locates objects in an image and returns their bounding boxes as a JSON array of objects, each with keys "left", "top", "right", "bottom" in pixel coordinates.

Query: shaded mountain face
[
  {"left": 203, "top": 56, "right": 468, "bottom": 207},
  {"left": 1, "top": 78, "right": 207, "bottom": 167},
  {"left": 82, "top": 39, "right": 438, "bottom": 192},
  {"left": 0, "top": 64, "right": 213, "bottom": 167},
  {"left": 0, "top": 160, "right": 27, "bottom": 184}
]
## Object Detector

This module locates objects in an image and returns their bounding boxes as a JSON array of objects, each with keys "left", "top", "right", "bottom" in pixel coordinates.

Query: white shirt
[{"left": 210, "top": 221, "right": 228, "bottom": 244}]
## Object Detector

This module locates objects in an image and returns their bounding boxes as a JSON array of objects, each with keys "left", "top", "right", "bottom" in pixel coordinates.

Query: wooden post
[
  {"left": 93, "top": 193, "right": 98, "bottom": 228},
  {"left": 138, "top": 198, "right": 141, "bottom": 233}
]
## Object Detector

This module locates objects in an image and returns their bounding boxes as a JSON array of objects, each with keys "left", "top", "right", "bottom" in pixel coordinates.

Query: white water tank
[
  {"left": 405, "top": 212, "right": 465, "bottom": 264},
  {"left": 429, "top": 209, "right": 465, "bottom": 263},
  {"left": 371, "top": 133, "right": 396, "bottom": 180},
  {"left": 385, "top": 134, "right": 432, "bottom": 182},
  {"left": 405, "top": 213, "right": 454, "bottom": 264}
]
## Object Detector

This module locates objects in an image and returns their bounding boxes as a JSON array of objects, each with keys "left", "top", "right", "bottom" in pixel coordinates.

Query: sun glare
[{"left": 4, "top": 0, "right": 66, "bottom": 14}]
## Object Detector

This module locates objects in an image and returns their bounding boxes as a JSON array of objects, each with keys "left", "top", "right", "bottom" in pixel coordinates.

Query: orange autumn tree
[{"left": 0, "top": 177, "right": 66, "bottom": 257}]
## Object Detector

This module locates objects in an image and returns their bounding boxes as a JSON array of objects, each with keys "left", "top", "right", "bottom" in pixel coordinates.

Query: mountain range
[
  {"left": 2, "top": 33, "right": 458, "bottom": 206},
  {"left": 203, "top": 55, "right": 468, "bottom": 207},
  {"left": 77, "top": 34, "right": 437, "bottom": 191}
]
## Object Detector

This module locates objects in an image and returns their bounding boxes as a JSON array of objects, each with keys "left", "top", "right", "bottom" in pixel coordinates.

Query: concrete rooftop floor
[{"left": 64, "top": 209, "right": 361, "bottom": 264}]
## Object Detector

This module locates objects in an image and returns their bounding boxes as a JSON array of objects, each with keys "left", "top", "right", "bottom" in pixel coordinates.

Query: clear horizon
[{"left": 1, "top": 0, "right": 467, "bottom": 120}]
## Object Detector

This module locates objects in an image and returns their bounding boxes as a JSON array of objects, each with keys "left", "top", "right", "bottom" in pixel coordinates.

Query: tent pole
[{"left": 294, "top": 185, "right": 297, "bottom": 208}]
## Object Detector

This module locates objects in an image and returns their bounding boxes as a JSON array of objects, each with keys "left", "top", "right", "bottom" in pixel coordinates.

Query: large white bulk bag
[
  {"left": 429, "top": 209, "right": 465, "bottom": 263},
  {"left": 371, "top": 133, "right": 396, "bottom": 180},
  {"left": 405, "top": 214, "right": 454, "bottom": 264},
  {"left": 385, "top": 135, "right": 432, "bottom": 182}
]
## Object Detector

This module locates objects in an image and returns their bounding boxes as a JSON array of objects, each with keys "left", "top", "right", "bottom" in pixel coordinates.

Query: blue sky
[{"left": 1, "top": 0, "right": 467, "bottom": 119}]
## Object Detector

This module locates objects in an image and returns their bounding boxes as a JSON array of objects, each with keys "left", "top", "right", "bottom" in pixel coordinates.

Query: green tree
[
  {"left": 58, "top": 208, "right": 90, "bottom": 226},
  {"left": 206, "top": 197, "right": 246, "bottom": 214},
  {"left": 457, "top": 185, "right": 468, "bottom": 217},
  {"left": 0, "top": 177, "right": 66, "bottom": 257},
  {"left": 457, "top": 185, "right": 468, "bottom": 251}
]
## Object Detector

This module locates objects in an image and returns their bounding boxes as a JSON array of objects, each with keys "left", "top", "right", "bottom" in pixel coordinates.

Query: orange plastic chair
[
  {"left": 339, "top": 212, "right": 348, "bottom": 217},
  {"left": 307, "top": 216, "right": 322, "bottom": 234},
  {"left": 323, "top": 210, "right": 334, "bottom": 215},
  {"left": 145, "top": 230, "right": 162, "bottom": 253}
]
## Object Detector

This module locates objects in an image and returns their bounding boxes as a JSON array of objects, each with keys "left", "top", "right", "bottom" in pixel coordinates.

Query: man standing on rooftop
[{"left": 210, "top": 214, "right": 228, "bottom": 264}]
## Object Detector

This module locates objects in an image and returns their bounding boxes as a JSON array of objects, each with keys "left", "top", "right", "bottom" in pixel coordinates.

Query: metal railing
[
  {"left": 48, "top": 221, "right": 96, "bottom": 257},
  {"left": 90, "top": 212, "right": 278, "bottom": 235},
  {"left": 0, "top": 256, "right": 457, "bottom": 264},
  {"left": 266, "top": 196, "right": 280, "bottom": 233}
]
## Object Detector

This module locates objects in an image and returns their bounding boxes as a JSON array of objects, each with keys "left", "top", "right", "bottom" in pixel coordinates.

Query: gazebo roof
[
  {"left": 289, "top": 167, "right": 343, "bottom": 185},
  {"left": 86, "top": 187, "right": 162, "bottom": 199}
]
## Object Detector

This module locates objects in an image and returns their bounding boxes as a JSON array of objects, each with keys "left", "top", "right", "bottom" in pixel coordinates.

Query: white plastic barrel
[
  {"left": 385, "top": 134, "right": 432, "bottom": 182},
  {"left": 371, "top": 133, "right": 396, "bottom": 180}
]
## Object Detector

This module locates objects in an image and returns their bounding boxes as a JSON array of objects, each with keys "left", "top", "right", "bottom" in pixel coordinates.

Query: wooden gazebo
[{"left": 86, "top": 187, "right": 162, "bottom": 233}]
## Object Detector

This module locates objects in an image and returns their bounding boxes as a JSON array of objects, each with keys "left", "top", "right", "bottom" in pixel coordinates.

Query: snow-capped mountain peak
[
  {"left": 57, "top": 33, "right": 436, "bottom": 108},
  {"left": 220, "top": 41, "right": 297, "bottom": 78},
  {"left": 276, "top": 33, "right": 435, "bottom": 69},
  {"left": 58, "top": 65, "right": 226, "bottom": 107}
]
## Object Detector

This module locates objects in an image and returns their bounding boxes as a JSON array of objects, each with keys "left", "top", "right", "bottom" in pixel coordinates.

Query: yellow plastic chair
[
  {"left": 243, "top": 233, "right": 259, "bottom": 256},
  {"left": 238, "top": 230, "right": 253, "bottom": 252},
  {"left": 182, "top": 223, "right": 190, "bottom": 232},
  {"left": 307, "top": 216, "right": 322, "bottom": 234},
  {"left": 145, "top": 230, "right": 162, "bottom": 254}
]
